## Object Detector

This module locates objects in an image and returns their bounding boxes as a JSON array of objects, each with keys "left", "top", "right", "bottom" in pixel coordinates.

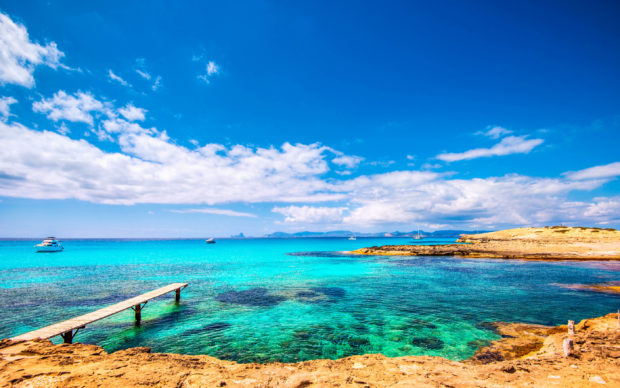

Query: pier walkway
[{"left": 12, "top": 283, "right": 188, "bottom": 343}]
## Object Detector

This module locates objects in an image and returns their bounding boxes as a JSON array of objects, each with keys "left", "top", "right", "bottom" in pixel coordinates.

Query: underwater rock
[
  {"left": 351, "top": 323, "right": 370, "bottom": 333},
  {"left": 293, "top": 330, "right": 312, "bottom": 340},
  {"left": 409, "top": 318, "right": 438, "bottom": 330},
  {"left": 215, "top": 288, "right": 286, "bottom": 306},
  {"left": 183, "top": 322, "right": 231, "bottom": 336},
  {"left": 348, "top": 337, "right": 370, "bottom": 347},
  {"left": 203, "top": 322, "right": 232, "bottom": 331},
  {"left": 410, "top": 337, "right": 444, "bottom": 350},
  {"left": 467, "top": 339, "right": 491, "bottom": 348},
  {"left": 310, "top": 287, "right": 346, "bottom": 298},
  {"left": 295, "top": 291, "right": 320, "bottom": 298}
]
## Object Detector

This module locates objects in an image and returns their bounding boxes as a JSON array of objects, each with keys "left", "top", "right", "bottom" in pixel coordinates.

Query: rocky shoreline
[
  {"left": 351, "top": 226, "right": 620, "bottom": 260},
  {"left": 0, "top": 312, "right": 619, "bottom": 387}
]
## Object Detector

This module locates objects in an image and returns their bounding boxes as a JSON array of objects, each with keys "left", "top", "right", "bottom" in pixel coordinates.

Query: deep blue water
[{"left": 0, "top": 238, "right": 618, "bottom": 363}]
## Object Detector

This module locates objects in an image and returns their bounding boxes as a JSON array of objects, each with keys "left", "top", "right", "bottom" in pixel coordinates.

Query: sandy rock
[{"left": 1, "top": 312, "right": 619, "bottom": 387}]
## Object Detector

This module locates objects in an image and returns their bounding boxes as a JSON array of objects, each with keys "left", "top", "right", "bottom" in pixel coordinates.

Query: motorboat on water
[
  {"left": 35, "top": 237, "right": 64, "bottom": 252},
  {"left": 205, "top": 238, "right": 216, "bottom": 244},
  {"left": 348, "top": 236, "right": 356, "bottom": 240}
]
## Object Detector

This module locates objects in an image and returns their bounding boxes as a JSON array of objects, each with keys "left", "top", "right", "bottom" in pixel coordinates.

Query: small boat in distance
[
  {"left": 412, "top": 227, "right": 424, "bottom": 240},
  {"left": 348, "top": 236, "right": 356, "bottom": 240},
  {"left": 35, "top": 237, "right": 64, "bottom": 252},
  {"left": 205, "top": 238, "right": 216, "bottom": 244}
]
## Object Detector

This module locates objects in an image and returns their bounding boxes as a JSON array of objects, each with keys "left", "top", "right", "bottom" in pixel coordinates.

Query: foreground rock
[
  {"left": 352, "top": 226, "right": 620, "bottom": 260},
  {"left": 1, "top": 312, "right": 619, "bottom": 387}
]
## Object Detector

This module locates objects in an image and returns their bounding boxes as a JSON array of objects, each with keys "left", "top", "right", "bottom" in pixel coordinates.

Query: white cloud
[
  {"left": 437, "top": 136, "right": 543, "bottom": 162},
  {"left": 476, "top": 126, "right": 512, "bottom": 139},
  {"left": 108, "top": 70, "right": 130, "bottom": 87},
  {"left": 57, "top": 122, "right": 70, "bottom": 135},
  {"left": 0, "top": 12, "right": 64, "bottom": 87},
  {"left": 135, "top": 58, "right": 162, "bottom": 90},
  {"left": 32, "top": 91, "right": 105, "bottom": 125},
  {"left": 0, "top": 121, "right": 346, "bottom": 205},
  {"left": 118, "top": 104, "right": 146, "bottom": 121},
  {"left": 1, "top": 112, "right": 619, "bottom": 229},
  {"left": 136, "top": 69, "right": 151, "bottom": 80},
  {"left": 152, "top": 75, "right": 162, "bottom": 91},
  {"left": 564, "top": 162, "right": 620, "bottom": 181},
  {"left": 272, "top": 206, "right": 348, "bottom": 223},
  {"left": 583, "top": 197, "right": 620, "bottom": 221},
  {"left": 207, "top": 61, "right": 219, "bottom": 76},
  {"left": 0, "top": 96, "right": 17, "bottom": 121},
  {"left": 169, "top": 208, "right": 257, "bottom": 217},
  {"left": 198, "top": 60, "right": 220, "bottom": 84},
  {"left": 406, "top": 155, "right": 415, "bottom": 160},
  {"left": 332, "top": 155, "right": 363, "bottom": 169}
]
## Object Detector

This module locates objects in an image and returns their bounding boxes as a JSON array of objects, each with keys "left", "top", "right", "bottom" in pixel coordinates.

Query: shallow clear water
[{"left": 0, "top": 238, "right": 618, "bottom": 363}]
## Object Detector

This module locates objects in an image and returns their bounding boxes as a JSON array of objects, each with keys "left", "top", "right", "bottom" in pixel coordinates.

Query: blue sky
[{"left": 0, "top": 0, "right": 619, "bottom": 237}]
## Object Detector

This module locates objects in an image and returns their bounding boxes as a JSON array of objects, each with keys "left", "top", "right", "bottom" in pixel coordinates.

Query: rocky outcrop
[
  {"left": 351, "top": 226, "right": 620, "bottom": 260},
  {"left": 1, "top": 312, "right": 619, "bottom": 387}
]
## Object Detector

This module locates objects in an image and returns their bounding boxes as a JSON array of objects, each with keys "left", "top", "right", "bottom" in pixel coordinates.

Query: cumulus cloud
[
  {"left": 108, "top": 69, "right": 130, "bottom": 87},
  {"left": 476, "top": 126, "right": 513, "bottom": 139},
  {"left": 169, "top": 208, "right": 257, "bottom": 217},
  {"left": 0, "top": 121, "right": 346, "bottom": 205},
  {"left": 583, "top": 197, "right": 620, "bottom": 221},
  {"left": 197, "top": 60, "right": 220, "bottom": 84},
  {"left": 1, "top": 107, "right": 619, "bottom": 229},
  {"left": 118, "top": 104, "right": 146, "bottom": 121},
  {"left": 332, "top": 155, "right": 363, "bottom": 169},
  {"left": 0, "top": 12, "right": 64, "bottom": 87},
  {"left": 437, "top": 136, "right": 543, "bottom": 162},
  {"left": 272, "top": 206, "right": 348, "bottom": 223},
  {"left": 0, "top": 96, "right": 17, "bottom": 121},
  {"left": 564, "top": 162, "right": 620, "bottom": 181},
  {"left": 32, "top": 91, "right": 105, "bottom": 125}
]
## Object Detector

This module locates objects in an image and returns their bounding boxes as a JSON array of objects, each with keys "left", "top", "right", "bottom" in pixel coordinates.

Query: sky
[{"left": 0, "top": 0, "right": 619, "bottom": 238}]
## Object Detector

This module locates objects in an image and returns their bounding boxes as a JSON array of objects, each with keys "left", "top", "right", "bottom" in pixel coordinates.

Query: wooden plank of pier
[{"left": 12, "top": 283, "right": 188, "bottom": 343}]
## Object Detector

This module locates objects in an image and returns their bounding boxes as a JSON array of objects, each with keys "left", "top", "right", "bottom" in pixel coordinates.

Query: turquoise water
[{"left": 0, "top": 238, "right": 618, "bottom": 363}]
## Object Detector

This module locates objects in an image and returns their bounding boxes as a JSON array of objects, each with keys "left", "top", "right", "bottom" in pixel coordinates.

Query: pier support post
[
  {"left": 132, "top": 303, "right": 147, "bottom": 326},
  {"left": 134, "top": 304, "right": 142, "bottom": 325},
  {"left": 175, "top": 289, "right": 181, "bottom": 303},
  {"left": 60, "top": 330, "right": 74, "bottom": 344},
  {"left": 568, "top": 320, "right": 575, "bottom": 335},
  {"left": 563, "top": 338, "right": 574, "bottom": 357}
]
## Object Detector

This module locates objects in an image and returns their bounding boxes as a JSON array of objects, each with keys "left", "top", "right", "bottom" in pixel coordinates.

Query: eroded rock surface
[
  {"left": 1, "top": 312, "right": 619, "bottom": 387},
  {"left": 352, "top": 226, "right": 620, "bottom": 260}
]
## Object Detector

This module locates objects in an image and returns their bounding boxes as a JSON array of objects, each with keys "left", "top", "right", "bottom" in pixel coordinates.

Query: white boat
[
  {"left": 348, "top": 236, "right": 356, "bottom": 240},
  {"left": 412, "top": 227, "right": 424, "bottom": 240},
  {"left": 35, "top": 237, "right": 64, "bottom": 252},
  {"left": 205, "top": 238, "right": 216, "bottom": 244}
]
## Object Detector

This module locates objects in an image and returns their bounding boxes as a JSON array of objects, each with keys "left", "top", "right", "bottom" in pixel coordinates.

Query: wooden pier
[{"left": 12, "top": 283, "right": 188, "bottom": 344}]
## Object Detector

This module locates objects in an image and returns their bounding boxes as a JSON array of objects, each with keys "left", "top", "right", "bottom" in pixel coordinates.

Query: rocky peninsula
[
  {"left": 351, "top": 226, "right": 620, "bottom": 260},
  {"left": 1, "top": 312, "right": 619, "bottom": 387}
]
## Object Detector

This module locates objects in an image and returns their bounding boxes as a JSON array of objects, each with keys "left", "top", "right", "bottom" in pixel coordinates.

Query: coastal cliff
[
  {"left": 351, "top": 226, "right": 620, "bottom": 260},
  {"left": 1, "top": 312, "right": 619, "bottom": 387}
]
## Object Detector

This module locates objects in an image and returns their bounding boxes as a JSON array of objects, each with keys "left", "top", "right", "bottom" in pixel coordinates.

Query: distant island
[{"left": 264, "top": 229, "right": 483, "bottom": 238}]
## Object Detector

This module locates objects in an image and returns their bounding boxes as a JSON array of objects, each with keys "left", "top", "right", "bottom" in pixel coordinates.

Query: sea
[{"left": 0, "top": 237, "right": 618, "bottom": 363}]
